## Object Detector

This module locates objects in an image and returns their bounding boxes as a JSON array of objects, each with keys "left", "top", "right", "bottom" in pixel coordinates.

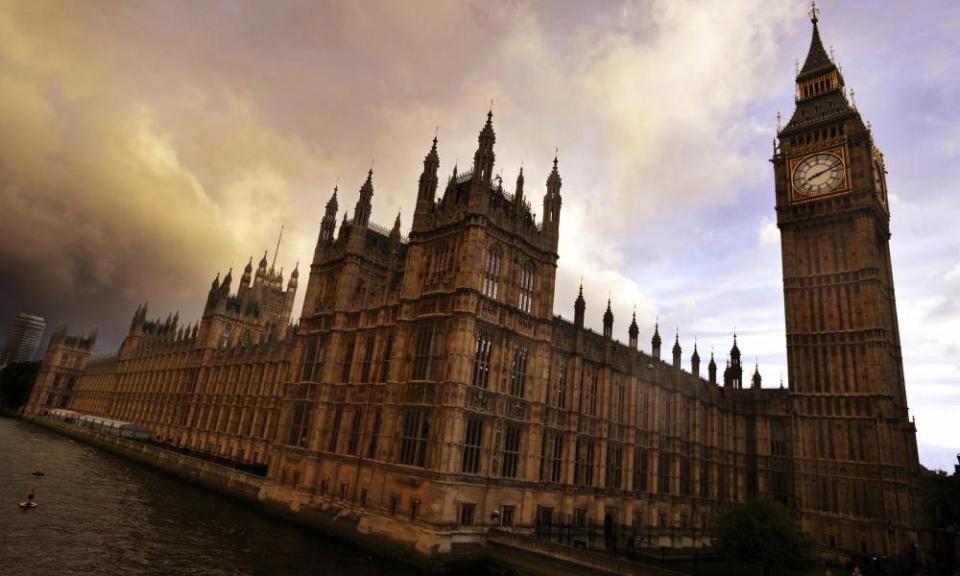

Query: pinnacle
[{"left": 798, "top": 8, "right": 834, "bottom": 79}]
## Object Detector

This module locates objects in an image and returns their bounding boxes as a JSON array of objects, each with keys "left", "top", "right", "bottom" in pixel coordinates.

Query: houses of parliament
[{"left": 26, "top": 9, "right": 924, "bottom": 566}]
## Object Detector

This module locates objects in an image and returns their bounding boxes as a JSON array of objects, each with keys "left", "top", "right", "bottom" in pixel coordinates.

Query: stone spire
[
  {"left": 354, "top": 169, "right": 374, "bottom": 228},
  {"left": 542, "top": 153, "right": 562, "bottom": 246},
  {"left": 651, "top": 319, "right": 662, "bottom": 360},
  {"left": 473, "top": 109, "right": 496, "bottom": 185},
  {"left": 574, "top": 282, "right": 586, "bottom": 329},
  {"left": 514, "top": 166, "right": 525, "bottom": 212},
  {"left": 691, "top": 339, "right": 701, "bottom": 378},
  {"left": 672, "top": 330, "right": 682, "bottom": 369},
  {"left": 416, "top": 135, "right": 440, "bottom": 215},
  {"left": 320, "top": 183, "right": 339, "bottom": 244},
  {"left": 602, "top": 298, "right": 613, "bottom": 339},
  {"left": 628, "top": 310, "right": 639, "bottom": 350}
]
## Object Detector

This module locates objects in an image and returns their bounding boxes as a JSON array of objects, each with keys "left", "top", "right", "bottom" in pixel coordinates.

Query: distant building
[{"left": 0, "top": 313, "right": 46, "bottom": 369}]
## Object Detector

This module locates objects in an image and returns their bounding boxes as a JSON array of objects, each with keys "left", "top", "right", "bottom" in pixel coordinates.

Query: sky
[{"left": 0, "top": 0, "right": 957, "bottom": 470}]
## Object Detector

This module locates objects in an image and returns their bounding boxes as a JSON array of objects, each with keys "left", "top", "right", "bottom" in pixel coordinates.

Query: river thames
[{"left": 0, "top": 418, "right": 419, "bottom": 576}]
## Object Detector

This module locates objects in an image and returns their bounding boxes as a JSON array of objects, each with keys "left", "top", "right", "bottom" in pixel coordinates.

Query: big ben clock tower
[{"left": 773, "top": 4, "right": 923, "bottom": 563}]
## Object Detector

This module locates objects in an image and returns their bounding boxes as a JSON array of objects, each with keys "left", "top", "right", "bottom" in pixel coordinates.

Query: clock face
[{"left": 793, "top": 153, "right": 845, "bottom": 197}]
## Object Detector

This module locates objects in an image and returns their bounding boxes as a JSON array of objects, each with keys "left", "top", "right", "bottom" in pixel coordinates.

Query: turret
[
  {"left": 691, "top": 340, "right": 701, "bottom": 378},
  {"left": 257, "top": 251, "right": 268, "bottom": 280},
  {"left": 288, "top": 263, "right": 299, "bottom": 291},
  {"left": 220, "top": 268, "right": 232, "bottom": 294},
  {"left": 651, "top": 320, "right": 662, "bottom": 360},
  {"left": 416, "top": 136, "right": 439, "bottom": 218},
  {"left": 473, "top": 110, "right": 496, "bottom": 186},
  {"left": 319, "top": 185, "right": 339, "bottom": 244},
  {"left": 729, "top": 333, "right": 742, "bottom": 388},
  {"left": 542, "top": 155, "right": 562, "bottom": 247},
  {"left": 574, "top": 283, "right": 586, "bottom": 330},
  {"left": 751, "top": 362, "right": 762, "bottom": 389},
  {"left": 672, "top": 331, "right": 682, "bottom": 370},
  {"left": 602, "top": 299, "right": 613, "bottom": 339},
  {"left": 240, "top": 257, "right": 252, "bottom": 288},
  {"left": 354, "top": 170, "right": 374, "bottom": 228},
  {"left": 514, "top": 166, "right": 525, "bottom": 215},
  {"left": 628, "top": 311, "right": 639, "bottom": 350}
]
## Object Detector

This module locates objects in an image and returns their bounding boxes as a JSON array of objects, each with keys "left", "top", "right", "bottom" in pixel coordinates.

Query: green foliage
[
  {"left": 714, "top": 496, "right": 818, "bottom": 572},
  {"left": 0, "top": 361, "right": 40, "bottom": 410}
]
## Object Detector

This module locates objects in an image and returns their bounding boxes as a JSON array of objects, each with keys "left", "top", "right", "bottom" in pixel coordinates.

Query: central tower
[{"left": 773, "top": 6, "right": 922, "bottom": 560}]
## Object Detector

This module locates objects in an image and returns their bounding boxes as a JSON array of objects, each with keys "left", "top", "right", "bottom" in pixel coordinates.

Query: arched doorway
[{"left": 604, "top": 511, "right": 617, "bottom": 550}]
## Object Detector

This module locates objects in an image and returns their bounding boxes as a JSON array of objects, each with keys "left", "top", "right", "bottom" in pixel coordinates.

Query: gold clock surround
[{"left": 789, "top": 147, "right": 849, "bottom": 202}]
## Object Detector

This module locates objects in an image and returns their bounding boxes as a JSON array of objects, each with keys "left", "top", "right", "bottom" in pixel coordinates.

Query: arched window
[
  {"left": 518, "top": 263, "right": 534, "bottom": 313},
  {"left": 482, "top": 246, "right": 501, "bottom": 299}
]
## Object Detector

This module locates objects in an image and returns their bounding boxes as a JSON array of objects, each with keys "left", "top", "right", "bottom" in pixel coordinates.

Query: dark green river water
[{"left": 0, "top": 418, "right": 419, "bottom": 576}]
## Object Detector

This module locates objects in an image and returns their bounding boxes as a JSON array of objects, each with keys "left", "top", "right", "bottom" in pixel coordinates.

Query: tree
[
  {"left": 0, "top": 361, "right": 40, "bottom": 411},
  {"left": 714, "top": 496, "right": 818, "bottom": 573}
]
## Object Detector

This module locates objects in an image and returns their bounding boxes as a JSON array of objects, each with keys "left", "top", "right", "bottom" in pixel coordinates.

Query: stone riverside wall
[
  {"left": 27, "top": 415, "right": 665, "bottom": 575},
  {"left": 29, "top": 416, "right": 264, "bottom": 502}
]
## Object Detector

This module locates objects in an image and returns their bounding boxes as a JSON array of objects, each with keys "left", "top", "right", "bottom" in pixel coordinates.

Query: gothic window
[
  {"left": 606, "top": 443, "right": 623, "bottom": 489},
  {"left": 359, "top": 335, "right": 375, "bottom": 383},
  {"left": 509, "top": 344, "right": 527, "bottom": 397},
  {"left": 518, "top": 263, "right": 534, "bottom": 313},
  {"left": 680, "top": 457, "right": 692, "bottom": 496},
  {"left": 634, "top": 448, "right": 648, "bottom": 492},
  {"left": 340, "top": 335, "right": 355, "bottom": 383},
  {"left": 550, "top": 434, "right": 564, "bottom": 482},
  {"left": 328, "top": 406, "right": 343, "bottom": 452},
  {"left": 346, "top": 409, "right": 362, "bottom": 455},
  {"left": 379, "top": 331, "right": 394, "bottom": 382},
  {"left": 322, "top": 273, "right": 337, "bottom": 307},
  {"left": 658, "top": 452, "right": 672, "bottom": 495},
  {"left": 482, "top": 246, "right": 502, "bottom": 299},
  {"left": 300, "top": 335, "right": 325, "bottom": 382},
  {"left": 575, "top": 439, "right": 595, "bottom": 487},
  {"left": 219, "top": 324, "right": 233, "bottom": 349},
  {"left": 551, "top": 359, "right": 567, "bottom": 409},
  {"left": 590, "top": 369, "right": 599, "bottom": 417},
  {"left": 613, "top": 379, "right": 625, "bottom": 423},
  {"left": 366, "top": 408, "right": 382, "bottom": 459},
  {"left": 502, "top": 424, "right": 521, "bottom": 478},
  {"left": 699, "top": 462, "right": 710, "bottom": 498},
  {"left": 399, "top": 409, "right": 430, "bottom": 467},
  {"left": 461, "top": 417, "right": 483, "bottom": 474},
  {"left": 459, "top": 503, "right": 476, "bottom": 526},
  {"left": 286, "top": 402, "right": 313, "bottom": 448},
  {"left": 411, "top": 322, "right": 443, "bottom": 381},
  {"left": 471, "top": 332, "right": 493, "bottom": 389}
]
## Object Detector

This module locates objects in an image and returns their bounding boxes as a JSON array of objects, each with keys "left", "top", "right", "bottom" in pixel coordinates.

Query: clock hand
[{"left": 808, "top": 162, "right": 839, "bottom": 181}]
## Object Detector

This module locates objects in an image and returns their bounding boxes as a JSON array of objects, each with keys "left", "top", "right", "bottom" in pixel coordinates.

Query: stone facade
[{"left": 26, "top": 10, "right": 923, "bottom": 566}]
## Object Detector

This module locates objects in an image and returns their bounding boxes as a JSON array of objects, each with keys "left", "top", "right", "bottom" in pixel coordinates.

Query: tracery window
[
  {"left": 471, "top": 332, "right": 493, "bottom": 389},
  {"left": 509, "top": 344, "right": 527, "bottom": 397},
  {"left": 502, "top": 424, "right": 521, "bottom": 478},
  {"left": 461, "top": 417, "right": 483, "bottom": 474},
  {"left": 411, "top": 322, "right": 443, "bottom": 381},
  {"left": 399, "top": 409, "right": 430, "bottom": 467},
  {"left": 605, "top": 443, "right": 623, "bottom": 489},
  {"left": 518, "top": 263, "right": 534, "bottom": 313},
  {"left": 482, "top": 246, "right": 502, "bottom": 299},
  {"left": 358, "top": 335, "right": 375, "bottom": 383},
  {"left": 287, "top": 402, "right": 313, "bottom": 448}
]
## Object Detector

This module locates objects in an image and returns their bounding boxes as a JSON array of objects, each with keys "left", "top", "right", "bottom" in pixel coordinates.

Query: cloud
[{"left": 1, "top": 0, "right": 959, "bottom": 470}]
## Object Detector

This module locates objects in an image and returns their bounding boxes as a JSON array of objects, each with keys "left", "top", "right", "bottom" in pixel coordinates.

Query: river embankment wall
[{"left": 26, "top": 415, "right": 667, "bottom": 576}]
